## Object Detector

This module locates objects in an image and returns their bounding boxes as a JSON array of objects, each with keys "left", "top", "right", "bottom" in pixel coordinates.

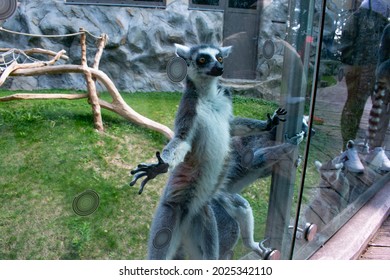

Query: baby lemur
[{"left": 130, "top": 44, "right": 287, "bottom": 259}]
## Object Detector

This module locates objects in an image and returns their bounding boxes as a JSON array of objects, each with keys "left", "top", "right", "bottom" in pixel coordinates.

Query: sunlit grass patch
[{"left": 0, "top": 89, "right": 279, "bottom": 259}]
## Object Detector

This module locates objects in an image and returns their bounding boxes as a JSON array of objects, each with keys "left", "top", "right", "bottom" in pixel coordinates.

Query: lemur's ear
[
  {"left": 175, "top": 44, "right": 191, "bottom": 60},
  {"left": 221, "top": 46, "right": 233, "bottom": 58}
]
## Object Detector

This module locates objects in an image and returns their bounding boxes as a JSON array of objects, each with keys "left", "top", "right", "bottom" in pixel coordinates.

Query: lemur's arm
[
  {"left": 130, "top": 132, "right": 193, "bottom": 194},
  {"left": 161, "top": 92, "right": 197, "bottom": 168},
  {"left": 130, "top": 152, "right": 169, "bottom": 194},
  {"left": 130, "top": 92, "right": 197, "bottom": 194},
  {"left": 230, "top": 108, "right": 287, "bottom": 137}
]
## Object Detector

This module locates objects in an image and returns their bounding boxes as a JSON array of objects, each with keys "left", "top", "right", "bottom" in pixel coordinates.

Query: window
[
  {"left": 65, "top": 0, "right": 166, "bottom": 8},
  {"left": 189, "top": 0, "right": 224, "bottom": 11},
  {"left": 228, "top": 0, "right": 257, "bottom": 9},
  {"left": 192, "top": 0, "right": 219, "bottom": 5}
]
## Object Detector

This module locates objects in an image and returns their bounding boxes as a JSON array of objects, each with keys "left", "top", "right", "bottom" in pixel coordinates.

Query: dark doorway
[{"left": 222, "top": 0, "right": 262, "bottom": 79}]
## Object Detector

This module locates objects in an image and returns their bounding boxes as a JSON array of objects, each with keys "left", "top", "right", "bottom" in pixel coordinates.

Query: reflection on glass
[
  {"left": 229, "top": 0, "right": 257, "bottom": 9},
  {"left": 293, "top": 0, "right": 390, "bottom": 259}
]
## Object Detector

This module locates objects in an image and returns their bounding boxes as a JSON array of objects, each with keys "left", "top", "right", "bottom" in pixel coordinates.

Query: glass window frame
[
  {"left": 64, "top": 0, "right": 166, "bottom": 8},
  {"left": 189, "top": 0, "right": 225, "bottom": 12}
]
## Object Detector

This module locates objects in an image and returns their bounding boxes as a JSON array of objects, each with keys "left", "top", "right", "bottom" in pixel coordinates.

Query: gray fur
[{"left": 303, "top": 159, "right": 350, "bottom": 232}]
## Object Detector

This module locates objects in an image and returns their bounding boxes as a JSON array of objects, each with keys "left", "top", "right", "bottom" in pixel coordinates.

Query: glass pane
[
  {"left": 0, "top": 0, "right": 315, "bottom": 261},
  {"left": 6, "top": 0, "right": 388, "bottom": 262},
  {"left": 292, "top": 0, "right": 390, "bottom": 259}
]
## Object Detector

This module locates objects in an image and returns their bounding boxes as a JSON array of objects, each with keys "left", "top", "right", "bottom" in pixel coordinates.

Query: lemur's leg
[
  {"left": 185, "top": 205, "right": 219, "bottom": 260},
  {"left": 211, "top": 199, "right": 240, "bottom": 259},
  {"left": 147, "top": 201, "right": 182, "bottom": 260},
  {"left": 251, "top": 132, "right": 304, "bottom": 169},
  {"left": 217, "top": 193, "right": 262, "bottom": 256},
  {"left": 233, "top": 198, "right": 263, "bottom": 256},
  {"left": 225, "top": 132, "right": 305, "bottom": 194},
  {"left": 230, "top": 108, "right": 287, "bottom": 137}
]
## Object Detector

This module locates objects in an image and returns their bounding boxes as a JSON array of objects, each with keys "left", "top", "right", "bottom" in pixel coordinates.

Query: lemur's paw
[
  {"left": 129, "top": 151, "right": 169, "bottom": 194},
  {"left": 266, "top": 108, "right": 287, "bottom": 130},
  {"left": 285, "top": 131, "right": 305, "bottom": 145}
]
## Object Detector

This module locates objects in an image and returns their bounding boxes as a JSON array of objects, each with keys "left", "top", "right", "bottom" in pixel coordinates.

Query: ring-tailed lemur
[
  {"left": 131, "top": 124, "right": 305, "bottom": 259},
  {"left": 211, "top": 130, "right": 305, "bottom": 259},
  {"left": 224, "top": 123, "right": 308, "bottom": 194},
  {"left": 130, "top": 44, "right": 286, "bottom": 260},
  {"left": 366, "top": 23, "right": 390, "bottom": 147},
  {"left": 302, "top": 158, "right": 350, "bottom": 232}
]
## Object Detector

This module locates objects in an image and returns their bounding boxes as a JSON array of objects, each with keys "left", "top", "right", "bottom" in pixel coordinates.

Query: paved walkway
[{"left": 314, "top": 79, "right": 390, "bottom": 260}]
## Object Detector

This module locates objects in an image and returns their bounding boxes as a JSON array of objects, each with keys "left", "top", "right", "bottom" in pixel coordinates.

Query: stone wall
[
  {"left": 1, "top": 0, "right": 338, "bottom": 100},
  {"left": 0, "top": 0, "right": 223, "bottom": 92}
]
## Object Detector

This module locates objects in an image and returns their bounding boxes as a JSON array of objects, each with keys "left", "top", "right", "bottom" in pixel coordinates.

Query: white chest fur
[{"left": 193, "top": 88, "right": 232, "bottom": 166}]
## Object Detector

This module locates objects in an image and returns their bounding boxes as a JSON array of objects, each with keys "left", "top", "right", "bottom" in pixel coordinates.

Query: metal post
[{"left": 264, "top": 0, "right": 314, "bottom": 259}]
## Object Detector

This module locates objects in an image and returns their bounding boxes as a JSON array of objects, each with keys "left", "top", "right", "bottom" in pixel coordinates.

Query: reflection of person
[
  {"left": 365, "top": 23, "right": 390, "bottom": 171},
  {"left": 339, "top": 0, "right": 389, "bottom": 172}
]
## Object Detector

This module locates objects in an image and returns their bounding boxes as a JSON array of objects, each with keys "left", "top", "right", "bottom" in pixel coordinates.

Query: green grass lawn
[{"left": 0, "top": 89, "right": 280, "bottom": 259}]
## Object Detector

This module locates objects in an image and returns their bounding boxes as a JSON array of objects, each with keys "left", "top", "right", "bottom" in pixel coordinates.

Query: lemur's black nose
[{"left": 208, "top": 65, "right": 224, "bottom": 76}]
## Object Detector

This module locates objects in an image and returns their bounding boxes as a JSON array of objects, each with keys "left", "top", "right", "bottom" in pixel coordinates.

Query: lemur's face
[
  {"left": 175, "top": 44, "right": 232, "bottom": 80},
  {"left": 194, "top": 47, "right": 225, "bottom": 77},
  {"left": 315, "top": 160, "right": 343, "bottom": 186}
]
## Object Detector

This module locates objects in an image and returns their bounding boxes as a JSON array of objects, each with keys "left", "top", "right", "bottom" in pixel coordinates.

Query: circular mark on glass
[
  {"left": 263, "top": 39, "right": 275, "bottom": 60},
  {"left": 153, "top": 228, "right": 172, "bottom": 249},
  {"left": 337, "top": 68, "right": 344, "bottom": 82},
  {"left": 167, "top": 57, "right": 187, "bottom": 82},
  {"left": 0, "top": 0, "right": 18, "bottom": 20},
  {"left": 72, "top": 189, "right": 100, "bottom": 216}
]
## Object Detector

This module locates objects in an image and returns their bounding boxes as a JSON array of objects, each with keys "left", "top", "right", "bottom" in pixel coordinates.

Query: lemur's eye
[
  {"left": 217, "top": 57, "right": 223, "bottom": 63},
  {"left": 199, "top": 57, "right": 206, "bottom": 64}
]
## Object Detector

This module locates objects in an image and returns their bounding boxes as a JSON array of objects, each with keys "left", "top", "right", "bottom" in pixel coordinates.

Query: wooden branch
[
  {"left": 91, "top": 68, "right": 174, "bottom": 139},
  {"left": 0, "top": 61, "right": 18, "bottom": 86},
  {"left": 0, "top": 36, "right": 172, "bottom": 138},
  {"left": 80, "top": 29, "right": 88, "bottom": 68},
  {"left": 0, "top": 48, "right": 69, "bottom": 60},
  {"left": 80, "top": 28, "right": 104, "bottom": 132},
  {"left": 8, "top": 65, "right": 174, "bottom": 139},
  {"left": 0, "top": 50, "right": 66, "bottom": 86},
  {"left": 47, "top": 50, "right": 67, "bottom": 66},
  {"left": 93, "top": 34, "right": 107, "bottom": 70},
  {"left": 9, "top": 64, "right": 84, "bottom": 75},
  {"left": 97, "top": 98, "right": 174, "bottom": 139},
  {"left": 24, "top": 48, "right": 69, "bottom": 60},
  {"left": 0, "top": 93, "right": 88, "bottom": 102}
]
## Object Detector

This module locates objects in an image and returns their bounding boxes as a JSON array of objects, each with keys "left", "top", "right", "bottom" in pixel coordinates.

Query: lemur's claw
[
  {"left": 276, "top": 108, "right": 287, "bottom": 116},
  {"left": 266, "top": 108, "right": 287, "bottom": 130},
  {"left": 284, "top": 131, "right": 305, "bottom": 145},
  {"left": 138, "top": 178, "right": 150, "bottom": 195},
  {"left": 129, "top": 171, "right": 146, "bottom": 186},
  {"left": 129, "top": 151, "right": 169, "bottom": 194},
  {"left": 156, "top": 151, "right": 165, "bottom": 164}
]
